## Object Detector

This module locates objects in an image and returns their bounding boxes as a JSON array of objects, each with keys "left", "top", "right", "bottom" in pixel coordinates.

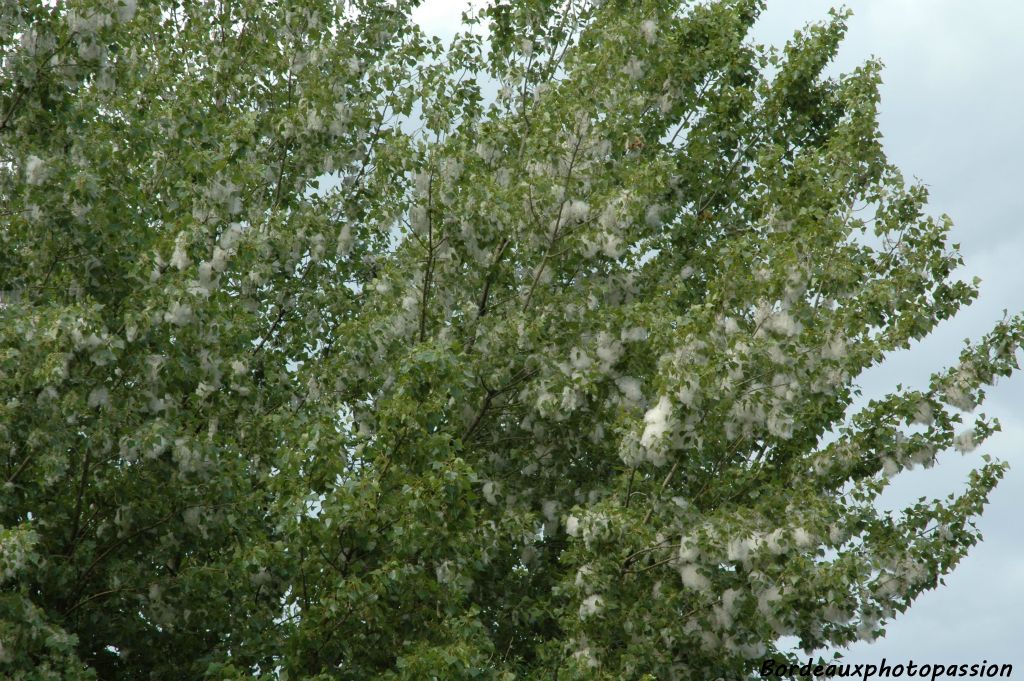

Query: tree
[{"left": 1, "top": 0, "right": 1020, "bottom": 678}]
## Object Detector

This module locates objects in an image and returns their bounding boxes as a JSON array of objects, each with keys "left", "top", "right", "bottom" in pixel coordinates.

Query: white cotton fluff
[
  {"left": 944, "top": 385, "right": 976, "bottom": 412},
  {"left": 581, "top": 513, "right": 609, "bottom": 547},
  {"left": 195, "top": 381, "right": 216, "bottom": 399},
  {"left": 618, "top": 434, "right": 644, "bottom": 468},
  {"left": 722, "top": 588, "right": 741, "bottom": 614},
  {"left": 621, "top": 327, "right": 647, "bottom": 342},
  {"left": 602, "top": 231, "right": 624, "bottom": 258},
  {"left": 595, "top": 332, "right": 623, "bottom": 366},
  {"left": 575, "top": 565, "right": 594, "bottom": 589},
  {"left": 679, "top": 565, "right": 710, "bottom": 591},
  {"left": 309, "top": 233, "right": 326, "bottom": 262},
  {"left": 645, "top": 204, "right": 664, "bottom": 227},
  {"left": 435, "top": 561, "right": 452, "bottom": 584},
  {"left": 766, "top": 311, "right": 801, "bottom": 337},
  {"left": 766, "top": 412, "right": 794, "bottom": 440},
  {"left": 21, "top": 27, "right": 53, "bottom": 56},
  {"left": 792, "top": 527, "right": 814, "bottom": 549},
  {"left": 148, "top": 583, "right": 163, "bottom": 602},
  {"left": 579, "top": 594, "right": 603, "bottom": 618},
  {"left": 828, "top": 524, "right": 846, "bottom": 545},
  {"left": 117, "top": 0, "right": 137, "bottom": 22},
  {"left": 726, "top": 537, "right": 754, "bottom": 562},
  {"left": 737, "top": 642, "right": 768, "bottom": 660},
  {"left": 615, "top": 376, "right": 643, "bottom": 403},
  {"left": 534, "top": 389, "right": 555, "bottom": 416},
  {"left": 164, "top": 302, "right": 193, "bottom": 326},
  {"left": 756, "top": 586, "right": 781, "bottom": 616},
  {"left": 330, "top": 105, "right": 350, "bottom": 137},
  {"left": 640, "top": 396, "right": 673, "bottom": 449},
  {"left": 71, "top": 201, "right": 90, "bottom": 221},
  {"left": 411, "top": 206, "right": 429, "bottom": 233},
  {"left": 249, "top": 568, "right": 272, "bottom": 589},
  {"left": 572, "top": 639, "right": 599, "bottom": 669},
  {"left": 564, "top": 200, "right": 590, "bottom": 224},
  {"left": 198, "top": 261, "right": 214, "bottom": 286},
  {"left": 823, "top": 336, "right": 847, "bottom": 361},
  {"left": 336, "top": 223, "right": 354, "bottom": 257},
  {"left": 599, "top": 203, "right": 620, "bottom": 230},
  {"left": 475, "top": 143, "right": 497, "bottom": 163},
  {"left": 641, "top": 19, "right": 657, "bottom": 44},
  {"left": 823, "top": 605, "right": 852, "bottom": 625},
  {"left": 170, "top": 234, "right": 190, "bottom": 270},
  {"left": 764, "top": 529, "right": 786, "bottom": 555},
  {"left": 440, "top": 159, "right": 462, "bottom": 184},
  {"left": 305, "top": 106, "right": 327, "bottom": 133},
  {"left": 623, "top": 58, "right": 644, "bottom": 80},
  {"left": 413, "top": 171, "right": 431, "bottom": 196},
  {"left": 565, "top": 515, "right": 580, "bottom": 537},
  {"left": 482, "top": 481, "right": 499, "bottom": 505},
  {"left": 676, "top": 380, "right": 698, "bottom": 407},
  {"left": 208, "top": 178, "right": 240, "bottom": 212},
  {"left": 912, "top": 399, "right": 933, "bottom": 425},
  {"left": 569, "top": 347, "right": 592, "bottom": 371},
  {"left": 560, "top": 386, "right": 583, "bottom": 413},
  {"left": 713, "top": 588, "right": 741, "bottom": 630},
  {"left": 205, "top": 245, "right": 227, "bottom": 273},
  {"left": 953, "top": 429, "right": 977, "bottom": 453},
  {"left": 542, "top": 500, "right": 559, "bottom": 522},
  {"left": 900, "top": 559, "right": 928, "bottom": 586},
  {"left": 25, "top": 155, "right": 46, "bottom": 185},
  {"left": 87, "top": 387, "right": 109, "bottom": 408},
  {"left": 645, "top": 446, "right": 668, "bottom": 468},
  {"left": 856, "top": 620, "right": 877, "bottom": 642},
  {"left": 148, "top": 395, "right": 166, "bottom": 413}
]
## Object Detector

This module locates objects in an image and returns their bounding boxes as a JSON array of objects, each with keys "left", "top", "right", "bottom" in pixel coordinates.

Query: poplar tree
[{"left": 2, "top": 0, "right": 1020, "bottom": 679}]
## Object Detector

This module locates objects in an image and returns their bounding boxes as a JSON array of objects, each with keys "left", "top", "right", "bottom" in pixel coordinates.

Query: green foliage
[{"left": 1, "top": 0, "right": 1021, "bottom": 678}]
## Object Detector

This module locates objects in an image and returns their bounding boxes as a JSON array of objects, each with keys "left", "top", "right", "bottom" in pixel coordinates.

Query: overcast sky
[{"left": 412, "top": 0, "right": 1024, "bottom": 670}]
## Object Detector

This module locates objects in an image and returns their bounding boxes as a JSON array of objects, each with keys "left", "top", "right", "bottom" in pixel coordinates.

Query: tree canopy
[{"left": 2, "top": 0, "right": 1021, "bottom": 679}]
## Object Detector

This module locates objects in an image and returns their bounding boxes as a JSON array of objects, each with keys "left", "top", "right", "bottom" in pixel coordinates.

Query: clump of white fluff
[
  {"left": 595, "top": 332, "right": 623, "bottom": 367},
  {"left": 25, "top": 155, "right": 47, "bottom": 185},
  {"left": 640, "top": 396, "right": 673, "bottom": 449},
  {"left": 579, "top": 594, "right": 604, "bottom": 618},
  {"left": 482, "top": 481, "right": 499, "bottom": 505},
  {"left": 170, "top": 234, "right": 190, "bottom": 270},
  {"left": 641, "top": 19, "right": 657, "bottom": 44},
  {"left": 563, "top": 200, "right": 590, "bottom": 224},
  {"left": 953, "top": 429, "right": 977, "bottom": 453},
  {"left": 678, "top": 535, "right": 699, "bottom": 563},
  {"left": 87, "top": 386, "right": 109, "bottom": 408},
  {"left": 792, "top": 527, "right": 814, "bottom": 548},
  {"left": 615, "top": 376, "right": 643, "bottom": 403},
  {"left": 912, "top": 399, "right": 933, "bottom": 425},
  {"left": 164, "top": 301, "right": 193, "bottom": 326},
  {"left": 679, "top": 564, "right": 710, "bottom": 591},
  {"left": 726, "top": 536, "right": 756, "bottom": 563}
]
